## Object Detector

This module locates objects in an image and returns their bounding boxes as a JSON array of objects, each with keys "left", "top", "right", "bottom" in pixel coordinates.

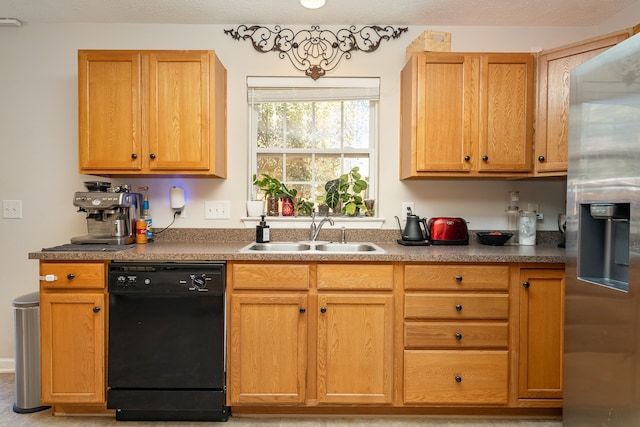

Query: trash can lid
[{"left": 12, "top": 291, "right": 40, "bottom": 308}]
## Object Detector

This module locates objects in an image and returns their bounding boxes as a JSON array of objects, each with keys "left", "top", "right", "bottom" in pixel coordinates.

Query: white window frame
[{"left": 243, "top": 77, "right": 384, "bottom": 229}]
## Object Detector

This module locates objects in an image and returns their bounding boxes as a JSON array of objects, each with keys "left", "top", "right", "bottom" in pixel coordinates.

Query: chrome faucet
[{"left": 310, "top": 212, "right": 334, "bottom": 241}]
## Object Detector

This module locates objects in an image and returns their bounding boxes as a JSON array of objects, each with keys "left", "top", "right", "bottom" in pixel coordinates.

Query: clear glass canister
[
  {"left": 506, "top": 209, "right": 519, "bottom": 244},
  {"left": 519, "top": 210, "right": 537, "bottom": 245}
]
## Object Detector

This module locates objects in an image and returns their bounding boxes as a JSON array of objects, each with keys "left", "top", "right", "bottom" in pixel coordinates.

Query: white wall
[{"left": 1, "top": 3, "right": 639, "bottom": 364}]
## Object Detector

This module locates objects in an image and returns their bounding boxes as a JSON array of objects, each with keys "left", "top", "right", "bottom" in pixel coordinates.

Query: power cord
[{"left": 153, "top": 210, "right": 182, "bottom": 235}]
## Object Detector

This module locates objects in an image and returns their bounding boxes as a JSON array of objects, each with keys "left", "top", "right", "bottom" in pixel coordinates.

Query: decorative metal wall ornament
[{"left": 224, "top": 25, "right": 408, "bottom": 80}]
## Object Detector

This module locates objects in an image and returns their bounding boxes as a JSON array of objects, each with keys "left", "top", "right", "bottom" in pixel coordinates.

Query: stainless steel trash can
[{"left": 12, "top": 291, "right": 49, "bottom": 413}]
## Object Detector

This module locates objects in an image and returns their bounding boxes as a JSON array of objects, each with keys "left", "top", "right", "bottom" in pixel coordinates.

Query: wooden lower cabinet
[
  {"left": 317, "top": 293, "right": 394, "bottom": 404},
  {"left": 516, "top": 267, "right": 565, "bottom": 403},
  {"left": 228, "top": 293, "right": 308, "bottom": 405},
  {"left": 404, "top": 350, "right": 508, "bottom": 404},
  {"left": 403, "top": 264, "right": 510, "bottom": 406},
  {"left": 39, "top": 261, "right": 107, "bottom": 406},
  {"left": 227, "top": 262, "right": 395, "bottom": 407}
]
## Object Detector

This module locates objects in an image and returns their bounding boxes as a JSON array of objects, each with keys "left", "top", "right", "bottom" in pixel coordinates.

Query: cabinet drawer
[
  {"left": 404, "top": 350, "right": 508, "bottom": 404},
  {"left": 405, "top": 293, "right": 508, "bottom": 319},
  {"left": 404, "top": 321, "right": 508, "bottom": 348},
  {"left": 317, "top": 264, "right": 393, "bottom": 290},
  {"left": 231, "top": 263, "right": 310, "bottom": 290},
  {"left": 40, "top": 262, "right": 105, "bottom": 289},
  {"left": 405, "top": 265, "right": 508, "bottom": 291}
]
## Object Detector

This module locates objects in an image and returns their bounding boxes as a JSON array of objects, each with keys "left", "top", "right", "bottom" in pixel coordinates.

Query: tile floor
[{"left": 1, "top": 373, "right": 562, "bottom": 426}]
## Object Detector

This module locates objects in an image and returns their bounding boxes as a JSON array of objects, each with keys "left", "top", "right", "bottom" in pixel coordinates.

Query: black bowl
[{"left": 476, "top": 231, "right": 513, "bottom": 246}]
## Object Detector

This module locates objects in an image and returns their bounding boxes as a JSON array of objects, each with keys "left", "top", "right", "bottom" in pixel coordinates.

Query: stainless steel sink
[
  {"left": 239, "top": 241, "right": 385, "bottom": 254},
  {"left": 242, "top": 242, "right": 311, "bottom": 252},
  {"left": 314, "top": 242, "right": 384, "bottom": 253}
]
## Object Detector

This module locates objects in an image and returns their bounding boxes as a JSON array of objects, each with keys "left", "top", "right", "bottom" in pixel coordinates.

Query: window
[{"left": 248, "top": 77, "right": 379, "bottom": 213}]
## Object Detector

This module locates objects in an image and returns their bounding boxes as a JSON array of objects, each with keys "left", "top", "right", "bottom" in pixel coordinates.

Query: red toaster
[{"left": 428, "top": 217, "right": 469, "bottom": 245}]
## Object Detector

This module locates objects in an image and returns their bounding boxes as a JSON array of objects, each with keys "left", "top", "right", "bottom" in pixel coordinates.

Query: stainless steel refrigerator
[{"left": 565, "top": 32, "right": 640, "bottom": 426}]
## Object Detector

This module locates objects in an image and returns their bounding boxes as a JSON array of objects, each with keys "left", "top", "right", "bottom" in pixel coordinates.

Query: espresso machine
[{"left": 71, "top": 182, "right": 143, "bottom": 245}]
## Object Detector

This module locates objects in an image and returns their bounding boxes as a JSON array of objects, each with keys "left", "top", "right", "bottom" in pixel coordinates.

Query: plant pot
[
  {"left": 266, "top": 196, "right": 279, "bottom": 216},
  {"left": 246, "top": 200, "right": 264, "bottom": 217},
  {"left": 318, "top": 204, "right": 330, "bottom": 216},
  {"left": 281, "top": 197, "right": 294, "bottom": 216}
]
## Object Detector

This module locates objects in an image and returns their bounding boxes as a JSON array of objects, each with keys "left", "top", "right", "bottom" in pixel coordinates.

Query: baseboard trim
[{"left": 0, "top": 358, "right": 15, "bottom": 373}]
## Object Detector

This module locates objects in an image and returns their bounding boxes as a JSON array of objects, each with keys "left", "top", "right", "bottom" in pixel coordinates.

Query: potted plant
[
  {"left": 253, "top": 173, "right": 283, "bottom": 216},
  {"left": 295, "top": 197, "right": 314, "bottom": 217},
  {"left": 324, "top": 166, "right": 368, "bottom": 216}
]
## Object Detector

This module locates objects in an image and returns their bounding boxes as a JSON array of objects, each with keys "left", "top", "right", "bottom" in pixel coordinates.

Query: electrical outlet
[
  {"left": 3, "top": 200, "right": 22, "bottom": 219},
  {"left": 401, "top": 202, "right": 415, "bottom": 218},
  {"left": 205, "top": 201, "right": 231, "bottom": 220},
  {"left": 175, "top": 207, "right": 186, "bottom": 219}
]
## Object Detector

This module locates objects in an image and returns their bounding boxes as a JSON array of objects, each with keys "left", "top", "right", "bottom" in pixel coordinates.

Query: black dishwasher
[{"left": 107, "top": 262, "right": 228, "bottom": 421}]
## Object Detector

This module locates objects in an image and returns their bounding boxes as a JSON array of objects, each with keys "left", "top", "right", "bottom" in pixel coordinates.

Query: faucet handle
[{"left": 341, "top": 227, "right": 346, "bottom": 243}]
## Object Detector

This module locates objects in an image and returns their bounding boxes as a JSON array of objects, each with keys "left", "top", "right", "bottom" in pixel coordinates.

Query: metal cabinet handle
[
  {"left": 522, "top": 281, "right": 530, "bottom": 288},
  {"left": 538, "top": 155, "right": 545, "bottom": 162},
  {"left": 93, "top": 306, "right": 101, "bottom": 313},
  {"left": 455, "top": 333, "right": 462, "bottom": 340},
  {"left": 455, "top": 375, "right": 462, "bottom": 383},
  {"left": 299, "top": 307, "right": 306, "bottom": 314},
  {"left": 67, "top": 273, "right": 76, "bottom": 280},
  {"left": 455, "top": 304, "right": 463, "bottom": 311},
  {"left": 464, "top": 155, "right": 470, "bottom": 161},
  {"left": 131, "top": 153, "right": 138, "bottom": 159},
  {"left": 482, "top": 155, "right": 489, "bottom": 161},
  {"left": 455, "top": 275, "right": 462, "bottom": 282},
  {"left": 320, "top": 307, "right": 327, "bottom": 313},
  {"left": 150, "top": 153, "right": 156, "bottom": 159}
]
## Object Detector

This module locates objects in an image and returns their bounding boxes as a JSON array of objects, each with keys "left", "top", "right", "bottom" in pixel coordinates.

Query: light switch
[{"left": 3, "top": 200, "right": 23, "bottom": 219}]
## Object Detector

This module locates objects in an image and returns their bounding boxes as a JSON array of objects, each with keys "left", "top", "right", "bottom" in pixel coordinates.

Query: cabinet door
[
  {"left": 415, "top": 54, "right": 477, "bottom": 172},
  {"left": 148, "top": 51, "right": 211, "bottom": 171},
  {"left": 317, "top": 294, "right": 393, "bottom": 404},
  {"left": 78, "top": 51, "right": 143, "bottom": 172},
  {"left": 40, "top": 292, "right": 105, "bottom": 404},
  {"left": 535, "top": 31, "right": 629, "bottom": 175},
  {"left": 228, "top": 294, "right": 308, "bottom": 405},
  {"left": 478, "top": 53, "right": 535, "bottom": 173},
  {"left": 518, "top": 268, "right": 565, "bottom": 399}
]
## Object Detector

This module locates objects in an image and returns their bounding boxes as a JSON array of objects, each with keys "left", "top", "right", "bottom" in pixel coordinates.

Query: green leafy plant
[
  {"left": 295, "top": 197, "right": 314, "bottom": 216},
  {"left": 252, "top": 174, "right": 287, "bottom": 199},
  {"left": 324, "top": 166, "right": 368, "bottom": 216}
]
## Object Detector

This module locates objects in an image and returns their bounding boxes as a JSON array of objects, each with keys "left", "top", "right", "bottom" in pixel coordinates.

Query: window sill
[{"left": 241, "top": 216, "right": 385, "bottom": 229}]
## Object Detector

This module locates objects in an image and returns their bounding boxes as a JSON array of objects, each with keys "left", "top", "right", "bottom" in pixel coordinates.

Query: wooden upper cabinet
[
  {"left": 479, "top": 54, "right": 535, "bottom": 173},
  {"left": 78, "top": 50, "right": 227, "bottom": 177},
  {"left": 400, "top": 52, "right": 535, "bottom": 179},
  {"left": 535, "top": 30, "right": 630, "bottom": 176},
  {"left": 78, "top": 51, "right": 142, "bottom": 171}
]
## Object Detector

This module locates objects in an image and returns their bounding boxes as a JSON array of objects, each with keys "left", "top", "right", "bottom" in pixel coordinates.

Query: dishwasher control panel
[{"left": 108, "top": 262, "right": 225, "bottom": 294}]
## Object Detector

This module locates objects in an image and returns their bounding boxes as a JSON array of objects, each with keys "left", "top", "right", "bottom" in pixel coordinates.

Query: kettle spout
[{"left": 394, "top": 215, "right": 404, "bottom": 239}]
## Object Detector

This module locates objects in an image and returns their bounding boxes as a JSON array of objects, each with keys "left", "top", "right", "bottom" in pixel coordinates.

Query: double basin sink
[{"left": 240, "top": 241, "right": 386, "bottom": 254}]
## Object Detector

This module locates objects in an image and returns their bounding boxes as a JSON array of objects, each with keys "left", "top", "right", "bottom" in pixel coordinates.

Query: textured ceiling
[{"left": 0, "top": 0, "right": 636, "bottom": 26}]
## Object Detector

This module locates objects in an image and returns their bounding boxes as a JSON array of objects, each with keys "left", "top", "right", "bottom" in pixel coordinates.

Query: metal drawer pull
[
  {"left": 522, "top": 281, "right": 530, "bottom": 288},
  {"left": 455, "top": 304, "right": 463, "bottom": 311},
  {"left": 320, "top": 307, "right": 327, "bottom": 313},
  {"left": 93, "top": 306, "right": 101, "bottom": 313},
  {"left": 299, "top": 307, "right": 306, "bottom": 314},
  {"left": 455, "top": 333, "right": 462, "bottom": 340},
  {"left": 455, "top": 375, "right": 462, "bottom": 383},
  {"left": 67, "top": 273, "right": 76, "bottom": 280},
  {"left": 455, "top": 275, "right": 462, "bottom": 282}
]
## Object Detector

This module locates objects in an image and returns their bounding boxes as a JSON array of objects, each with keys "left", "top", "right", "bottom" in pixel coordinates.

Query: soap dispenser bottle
[{"left": 256, "top": 215, "right": 270, "bottom": 243}]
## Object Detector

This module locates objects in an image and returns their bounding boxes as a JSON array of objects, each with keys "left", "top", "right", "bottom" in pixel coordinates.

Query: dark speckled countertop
[{"left": 29, "top": 228, "right": 565, "bottom": 264}]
